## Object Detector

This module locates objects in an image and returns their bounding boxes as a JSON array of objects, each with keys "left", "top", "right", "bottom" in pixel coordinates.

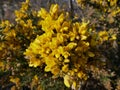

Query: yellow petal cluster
[
  {"left": 10, "top": 77, "right": 20, "bottom": 87},
  {"left": 15, "top": 0, "right": 30, "bottom": 21},
  {"left": 22, "top": 4, "right": 116, "bottom": 89},
  {"left": 24, "top": 4, "right": 91, "bottom": 87}
]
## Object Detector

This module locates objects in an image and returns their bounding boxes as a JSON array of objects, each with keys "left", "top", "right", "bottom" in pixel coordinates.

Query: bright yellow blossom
[
  {"left": 45, "top": 56, "right": 56, "bottom": 72},
  {"left": 62, "top": 64, "right": 69, "bottom": 72},
  {"left": 99, "top": 31, "right": 109, "bottom": 42},
  {"left": 64, "top": 75, "right": 71, "bottom": 88},
  {"left": 10, "top": 77, "right": 20, "bottom": 87},
  {"left": 29, "top": 57, "right": 42, "bottom": 67},
  {"left": 38, "top": 8, "right": 48, "bottom": 19},
  {"left": 51, "top": 66, "right": 60, "bottom": 76},
  {"left": 50, "top": 4, "right": 59, "bottom": 18}
]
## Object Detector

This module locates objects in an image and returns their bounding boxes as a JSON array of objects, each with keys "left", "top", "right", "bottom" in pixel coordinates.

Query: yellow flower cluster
[
  {"left": 0, "top": 20, "right": 16, "bottom": 70},
  {"left": 76, "top": 0, "right": 118, "bottom": 7},
  {"left": 24, "top": 4, "right": 116, "bottom": 88},
  {"left": 108, "top": 0, "right": 118, "bottom": 6},
  {"left": 15, "top": 0, "right": 30, "bottom": 21},
  {"left": 0, "top": 0, "right": 42, "bottom": 88},
  {"left": 0, "top": 0, "right": 118, "bottom": 89},
  {"left": 10, "top": 76, "right": 20, "bottom": 87},
  {"left": 76, "top": 0, "right": 119, "bottom": 14}
]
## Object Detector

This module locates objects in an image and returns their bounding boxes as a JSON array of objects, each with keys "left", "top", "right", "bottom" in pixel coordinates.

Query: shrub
[{"left": 0, "top": 0, "right": 119, "bottom": 90}]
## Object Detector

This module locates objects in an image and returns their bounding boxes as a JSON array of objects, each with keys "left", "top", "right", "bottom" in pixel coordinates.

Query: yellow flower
[
  {"left": 25, "top": 19, "right": 33, "bottom": 28},
  {"left": 72, "top": 81, "right": 77, "bottom": 90},
  {"left": 0, "top": 20, "right": 10, "bottom": 27},
  {"left": 24, "top": 48, "right": 33, "bottom": 57},
  {"left": 64, "top": 75, "right": 71, "bottom": 88},
  {"left": 64, "top": 59, "right": 70, "bottom": 63},
  {"left": 10, "top": 77, "right": 20, "bottom": 85},
  {"left": 62, "top": 21, "right": 71, "bottom": 28},
  {"left": 30, "top": 43, "right": 40, "bottom": 54},
  {"left": 29, "top": 57, "right": 42, "bottom": 67},
  {"left": 45, "top": 56, "right": 56, "bottom": 72},
  {"left": 38, "top": 8, "right": 48, "bottom": 19},
  {"left": 110, "top": 34, "right": 116, "bottom": 40},
  {"left": 20, "top": 0, "right": 29, "bottom": 11},
  {"left": 65, "top": 42, "right": 77, "bottom": 50},
  {"left": 110, "top": 8, "right": 120, "bottom": 17},
  {"left": 77, "top": 71, "right": 85, "bottom": 79},
  {"left": 78, "top": 22, "right": 88, "bottom": 35},
  {"left": 40, "top": 15, "right": 54, "bottom": 32},
  {"left": 50, "top": 4, "right": 59, "bottom": 18},
  {"left": 69, "top": 70, "right": 75, "bottom": 76},
  {"left": 57, "top": 33, "right": 64, "bottom": 44},
  {"left": 51, "top": 66, "right": 60, "bottom": 76},
  {"left": 87, "top": 51, "right": 95, "bottom": 57},
  {"left": 81, "top": 35, "right": 87, "bottom": 40},
  {"left": 9, "top": 29, "right": 16, "bottom": 37},
  {"left": 54, "top": 46, "right": 64, "bottom": 58},
  {"left": 63, "top": 52, "right": 70, "bottom": 59},
  {"left": 69, "top": 31, "right": 77, "bottom": 41},
  {"left": 4, "top": 29, "right": 16, "bottom": 40},
  {"left": 57, "top": 13, "right": 64, "bottom": 24},
  {"left": 62, "top": 64, "right": 69, "bottom": 72},
  {"left": 99, "top": 31, "right": 109, "bottom": 41},
  {"left": 34, "top": 75, "right": 38, "bottom": 81},
  {"left": 50, "top": 38, "right": 59, "bottom": 50},
  {"left": 45, "top": 66, "right": 51, "bottom": 72},
  {"left": 15, "top": 10, "right": 27, "bottom": 21}
]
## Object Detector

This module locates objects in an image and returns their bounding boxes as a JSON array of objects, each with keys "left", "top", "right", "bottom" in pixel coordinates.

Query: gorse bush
[
  {"left": 0, "top": 0, "right": 119, "bottom": 90},
  {"left": 24, "top": 4, "right": 116, "bottom": 89}
]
